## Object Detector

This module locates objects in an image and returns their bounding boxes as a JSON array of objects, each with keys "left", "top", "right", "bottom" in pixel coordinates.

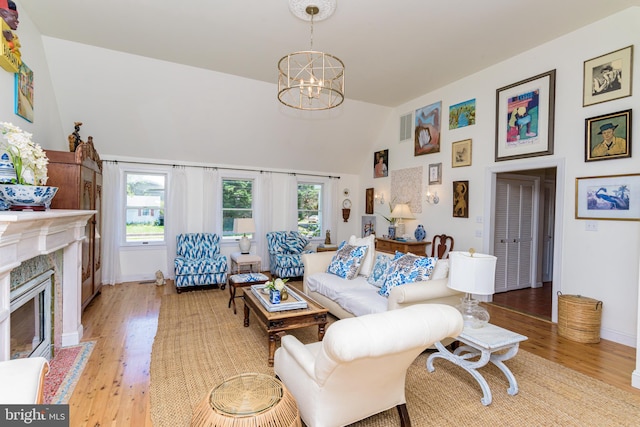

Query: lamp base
[
  {"left": 456, "top": 295, "right": 490, "bottom": 329},
  {"left": 239, "top": 235, "right": 251, "bottom": 254}
]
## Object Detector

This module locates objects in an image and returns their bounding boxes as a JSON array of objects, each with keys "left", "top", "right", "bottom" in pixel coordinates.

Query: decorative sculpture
[
  {"left": 68, "top": 122, "right": 83, "bottom": 152},
  {"left": 325, "top": 230, "right": 331, "bottom": 245}
]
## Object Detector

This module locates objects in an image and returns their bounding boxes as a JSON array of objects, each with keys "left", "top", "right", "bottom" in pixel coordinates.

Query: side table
[
  {"left": 230, "top": 252, "right": 262, "bottom": 274},
  {"left": 426, "top": 323, "right": 528, "bottom": 406},
  {"left": 228, "top": 273, "right": 269, "bottom": 314}
]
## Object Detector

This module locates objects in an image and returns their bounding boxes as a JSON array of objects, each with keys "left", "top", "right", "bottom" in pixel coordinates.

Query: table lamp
[
  {"left": 390, "top": 203, "right": 415, "bottom": 237},
  {"left": 233, "top": 218, "right": 255, "bottom": 254},
  {"left": 447, "top": 249, "right": 497, "bottom": 328}
]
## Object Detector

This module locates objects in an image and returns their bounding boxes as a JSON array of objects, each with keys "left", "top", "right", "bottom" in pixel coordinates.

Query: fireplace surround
[{"left": 0, "top": 210, "right": 94, "bottom": 361}]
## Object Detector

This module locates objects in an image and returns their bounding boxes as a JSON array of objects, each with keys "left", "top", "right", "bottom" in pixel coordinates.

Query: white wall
[{"left": 364, "top": 8, "right": 640, "bottom": 348}]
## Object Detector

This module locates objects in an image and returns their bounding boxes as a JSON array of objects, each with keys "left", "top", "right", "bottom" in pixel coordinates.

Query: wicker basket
[{"left": 557, "top": 293, "right": 602, "bottom": 343}]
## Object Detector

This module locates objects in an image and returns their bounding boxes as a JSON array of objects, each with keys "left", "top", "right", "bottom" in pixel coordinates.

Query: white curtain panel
[
  {"left": 101, "top": 161, "right": 122, "bottom": 285},
  {"left": 256, "top": 171, "right": 273, "bottom": 270},
  {"left": 285, "top": 174, "right": 298, "bottom": 231},
  {"left": 165, "top": 166, "right": 188, "bottom": 279},
  {"left": 202, "top": 168, "right": 220, "bottom": 233},
  {"left": 327, "top": 177, "right": 340, "bottom": 242}
]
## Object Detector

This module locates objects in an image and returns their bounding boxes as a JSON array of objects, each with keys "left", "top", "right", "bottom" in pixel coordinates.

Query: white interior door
[{"left": 494, "top": 175, "right": 539, "bottom": 293}]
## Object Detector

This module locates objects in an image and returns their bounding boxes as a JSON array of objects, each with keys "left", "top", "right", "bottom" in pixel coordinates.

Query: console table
[
  {"left": 375, "top": 238, "right": 430, "bottom": 256},
  {"left": 426, "top": 323, "right": 528, "bottom": 405}
]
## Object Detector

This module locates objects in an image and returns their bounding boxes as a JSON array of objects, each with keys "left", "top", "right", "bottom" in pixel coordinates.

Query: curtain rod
[{"left": 103, "top": 159, "right": 340, "bottom": 180}]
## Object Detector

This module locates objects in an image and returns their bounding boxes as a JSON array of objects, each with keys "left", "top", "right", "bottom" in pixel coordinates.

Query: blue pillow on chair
[{"left": 280, "top": 232, "right": 310, "bottom": 253}]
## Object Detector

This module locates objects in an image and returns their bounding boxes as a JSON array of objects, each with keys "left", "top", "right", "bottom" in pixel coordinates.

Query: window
[
  {"left": 222, "top": 178, "right": 254, "bottom": 238},
  {"left": 298, "top": 183, "right": 322, "bottom": 238},
  {"left": 125, "top": 173, "right": 166, "bottom": 244}
]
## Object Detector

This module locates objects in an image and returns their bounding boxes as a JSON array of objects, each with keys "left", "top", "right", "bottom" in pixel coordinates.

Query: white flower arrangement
[
  {"left": 264, "top": 277, "right": 288, "bottom": 292},
  {"left": 0, "top": 122, "right": 49, "bottom": 185}
]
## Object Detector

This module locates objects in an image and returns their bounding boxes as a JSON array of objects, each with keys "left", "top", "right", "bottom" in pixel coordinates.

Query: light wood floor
[{"left": 69, "top": 280, "right": 638, "bottom": 426}]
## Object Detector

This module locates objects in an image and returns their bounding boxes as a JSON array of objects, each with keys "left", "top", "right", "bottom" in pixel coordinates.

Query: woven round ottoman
[{"left": 191, "top": 373, "right": 301, "bottom": 427}]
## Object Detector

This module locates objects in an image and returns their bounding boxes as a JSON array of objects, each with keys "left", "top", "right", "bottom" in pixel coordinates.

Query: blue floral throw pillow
[
  {"left": 367, "top": 254, "right": 393, "bottom": 288},
  {"left": 327, "top": 241, "right": 369, "bottom": 279},
  {"left": 378, "top": 254, "right": 437, "bottom": 297}
]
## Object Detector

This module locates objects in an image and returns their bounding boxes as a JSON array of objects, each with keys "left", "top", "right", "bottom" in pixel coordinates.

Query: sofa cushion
[
  {"left": 307, "top": 273, "right": 388, "bottom": 316},
  {"left": 430, "top": 259, "right": 449, "bottom": 280},
  {"left": 367, "top": 253, "right": 393, "bottom": 288},
  {"left": 327, "top": 241, "right": 369, "bottom": 279},
  {"left": 378, "top": 253, "right": 437, "bottom": 297},
  {"left": 348, "top": 234, "right": 376, "bottom": 277}
]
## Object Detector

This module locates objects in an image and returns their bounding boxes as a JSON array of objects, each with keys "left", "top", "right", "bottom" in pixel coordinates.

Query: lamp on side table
[{"left": 234, "top": 218, "right": 256, "bottom": 254}]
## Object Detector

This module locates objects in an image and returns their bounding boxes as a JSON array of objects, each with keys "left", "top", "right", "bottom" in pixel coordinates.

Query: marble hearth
[{"left": 0, "top": 210, "right": 94, "bottom": 361}]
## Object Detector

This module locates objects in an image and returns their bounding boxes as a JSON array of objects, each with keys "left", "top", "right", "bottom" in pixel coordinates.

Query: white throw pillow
[
  {"left": 348, "top": 234, "right": 376, "bottom": 277},
  {"left": 430, "top": 259, "right": 449, "bottom": 280}
]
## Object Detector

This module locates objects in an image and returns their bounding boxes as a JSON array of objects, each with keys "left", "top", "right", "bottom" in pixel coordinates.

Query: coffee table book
[{"left": 250, "top": 285, "right": 308, "bottom": 312}]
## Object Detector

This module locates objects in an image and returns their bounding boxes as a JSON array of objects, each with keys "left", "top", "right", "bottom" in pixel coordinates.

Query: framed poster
[
  {"left": 575, "top": 174, "right": 640, "bottom": 221},
  {"left": 495, "top": 70, "right": 556, "bottom": 161},
  {"left": 583, "top": 45, "right": 633, "bottom": 107},
  {"left": 362, "top": 215, "right": 376, "bottom": 237},
  {"left": 374, "top": 149, "right": 388, "bottom": 178},
  {"left": 365, "top": 188, "right": 374, "bottom": 214},
  {"left": 428, "top": 163, "right": 441, "bottom": 185},
  {"left": 414, "top": 101, "right": 441, "bottom": 156},
  {"left": 449, "top": 98, "right": 476, "bottom": 129},
  {"left": 15, "top": 62, "right": 34, "bottom": 123},
  {"left": 453, "top": 181, "right": 469, "bottom": 218},
  {"left": 452, "top": 139, "right": 472, "bottom": 167},
  {"left": 585, "top": 109, "right": 631, "bottom": 162}
]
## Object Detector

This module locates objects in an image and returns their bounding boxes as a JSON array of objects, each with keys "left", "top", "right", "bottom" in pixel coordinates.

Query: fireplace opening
[{"left": 10, "top": 270, "right": 52, "bottom": 360}]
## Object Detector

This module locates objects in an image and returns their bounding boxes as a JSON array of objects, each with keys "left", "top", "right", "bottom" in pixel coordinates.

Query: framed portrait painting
[
  {"left": 575, "top": 173, "right": 640, "bottom": 221},
  {"left": 452, "top": 139, "right": 472, "bottom": 167},
  {"left": 374, "top": 149, "right": 388, "bottom": 178},
  {"left": 583, "top": 45, "right": 633, "bottom": 107},
  {"left": 495, "top": 70, "right": 556, "bottom": 162},
  {"left": 414, "top": 101, "right": 442, "bottom": 156},
  {"left": 15, "top": 62, "right": 34, "bottom": 123},
  {"left": 585, "top": 109, "right": 631, "bottom": 162}
]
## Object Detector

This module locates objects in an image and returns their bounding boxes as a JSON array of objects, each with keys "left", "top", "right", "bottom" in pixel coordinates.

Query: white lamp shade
[
  {"left": 233, "top": 218, "right": 256, "bottom": 234},
  {"left": 390, "top": 203, "right": 415, "bottom": 220},
  {"left": 447, "top": 251, "right": 497, "bottom": 296}
]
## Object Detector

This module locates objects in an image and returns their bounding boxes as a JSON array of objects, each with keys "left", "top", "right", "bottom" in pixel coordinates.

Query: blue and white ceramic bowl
[{"left": 0, "top": 184, "right": 58, "bottom": 209}]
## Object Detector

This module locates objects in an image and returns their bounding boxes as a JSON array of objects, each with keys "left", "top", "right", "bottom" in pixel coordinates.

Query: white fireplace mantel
[{"left": 0, "top": 209, "right": 94, "bottom": 361}]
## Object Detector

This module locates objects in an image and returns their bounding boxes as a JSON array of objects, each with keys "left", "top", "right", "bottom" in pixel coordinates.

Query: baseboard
[
  {"left": 600, "top": 328, "right": 636, "bottom": 348},
  {"left": 631, "top": 370, "right": 640, "bottom": 389}
]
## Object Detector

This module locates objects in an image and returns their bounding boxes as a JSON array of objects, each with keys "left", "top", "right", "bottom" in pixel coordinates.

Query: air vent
[{"left": 399, "top": 112, "right": 412, "bottom": 142}]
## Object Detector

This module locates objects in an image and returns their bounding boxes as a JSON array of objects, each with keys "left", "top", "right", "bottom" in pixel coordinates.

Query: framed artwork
[
  {"left": 452, "top": 139, "right": 472, "bottom": 167},
  {"left": 449, "top": 98, "right": 476, "bottom": 129},
  {"left": 374, "top": 149, "right": 388, "bottom": 178},
  {"left": 583, "top": 45, "right": 633, "bottom": 107},
  {"left": 428, "top": 163, "right": 442, "bottom": 185},
  {"left": 495, "top": 70, "right": 556, "bottom": 162},
  {"left": 365, "top": 188, "right": 374, "bottom": 214},
  {"left": 585, "top": 109, "right": 632, "bottom": 162},
  {"left": 414, "top": 101, "right": 442, "bottom": 156},
  {"left": 362, "top": 215, "right": 376, "bottom": 237},
  {"left": 575, "top": 173, "right": 640, "bottom": 221},
  {"left": 15, "top": 62, "right": 34, "bottom": 123},
  {"left": 453, "top": 181, "right": 469, "bottom": 218}
]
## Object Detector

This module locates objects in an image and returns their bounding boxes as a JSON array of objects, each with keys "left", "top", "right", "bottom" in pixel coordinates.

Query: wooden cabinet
[
  {"left": 46, "top": 140, "right": 103, "bottom": 309},
  {"left": 375, "top": 237, "right": 430, "bottom": 257}
]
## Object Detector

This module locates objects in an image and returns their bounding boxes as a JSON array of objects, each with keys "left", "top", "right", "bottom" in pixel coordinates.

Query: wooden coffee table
[{"left": 243, "top": 287, "right": 329, "bottom": 367}]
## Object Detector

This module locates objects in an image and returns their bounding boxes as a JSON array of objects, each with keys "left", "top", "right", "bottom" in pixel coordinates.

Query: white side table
[
  {"left": 426, "top": 323, "right": 528, "bottom": 406},
  {"left": 230, "top": 252, "right": 262, "bottom": 274}
]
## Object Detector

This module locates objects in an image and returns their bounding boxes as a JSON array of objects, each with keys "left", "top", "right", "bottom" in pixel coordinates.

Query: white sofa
[{"left": 302, "top": 249, "right": 463, "bottom": 320}]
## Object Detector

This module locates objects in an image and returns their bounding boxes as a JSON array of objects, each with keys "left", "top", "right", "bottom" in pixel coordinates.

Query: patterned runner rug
[{"left": 43, "top": 341, "right": 96, "bottom": 404}]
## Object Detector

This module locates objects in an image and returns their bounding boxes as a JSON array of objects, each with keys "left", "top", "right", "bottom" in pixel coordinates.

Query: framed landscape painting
[
  {"left": 495, "top": 70, "right": 556, "bottom": 161},
  {"left": 585, "top": 109, "right": 631, "bottom": 162},
  {"left": 575, "top": 173, "right": 640, "bottom": 221},
  {"left": 15, "top": 62, "right": 34, "bottom": 123},
  {"left": 449, "top": 98, "right": 476, "bottom": 129},
  {"left": 583, "top": 45, "right": 633, "bottom": 107}
]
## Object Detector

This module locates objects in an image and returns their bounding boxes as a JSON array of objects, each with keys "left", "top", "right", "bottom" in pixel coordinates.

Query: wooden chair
[{"left": 431, "top": 234, "right": 454, "bottom": 259}]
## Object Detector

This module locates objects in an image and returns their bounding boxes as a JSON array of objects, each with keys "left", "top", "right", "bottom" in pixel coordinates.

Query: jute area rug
[{"left": 150, "top": 288, "right": 640, "bottom": 427}]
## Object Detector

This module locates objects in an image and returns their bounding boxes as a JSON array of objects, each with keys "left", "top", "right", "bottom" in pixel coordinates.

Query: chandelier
[{"left": 278, "top": 0, "right": 345, "bottom": 111}]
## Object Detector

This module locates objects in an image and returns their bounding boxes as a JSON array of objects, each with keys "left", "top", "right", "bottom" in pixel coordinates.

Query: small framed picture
[
  {"left": 428, "top": 163, "right": 442, "bottom": 185},
  {"left": 365, "top": 188, "right": 374, "bottom": 214},
  {"left": 362, "top": 215, "right": 376, "bottom": 237},
  {"left": 583, "top": 45, "right": 633, "bottom": 107},
  {"left": 575, "top": 173, "right": 640, "bottom": 221},
  {"left": 585, "top": 109, "right": 631, "bottom": 162},
  {"left": 452, "top": 139, "right": 472, "bottom": 167},
  {"left": 453, "top": 181, "right": 469, "bottom": 218},
  {"left": 374, "top": 149, "right": 388, "bottom": 178}
]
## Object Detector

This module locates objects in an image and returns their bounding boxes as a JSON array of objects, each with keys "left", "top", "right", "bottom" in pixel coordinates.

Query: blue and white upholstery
[
  {"left": 174, "top": 233, "right": 228, "bottom": 292},
  {"left": 266, "top": 231, "right": 314, "bottom": 279}
]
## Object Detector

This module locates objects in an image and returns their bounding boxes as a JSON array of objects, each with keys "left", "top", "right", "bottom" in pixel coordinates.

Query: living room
[{"left": 0, "top": 0, "right": 639, "bottom": 422}]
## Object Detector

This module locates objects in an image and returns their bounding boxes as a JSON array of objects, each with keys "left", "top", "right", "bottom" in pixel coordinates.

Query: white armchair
[
  {"left": 273, "top": 304, "right": 463, "bottom": 427},
  {"left": 0, "top": 357, "right": 50, "bottom": 403}
]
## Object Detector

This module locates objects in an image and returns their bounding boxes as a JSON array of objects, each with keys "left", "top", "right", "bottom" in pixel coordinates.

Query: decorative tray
[{"left": 250, "top": 284, "right": 308, "bottom": 312}]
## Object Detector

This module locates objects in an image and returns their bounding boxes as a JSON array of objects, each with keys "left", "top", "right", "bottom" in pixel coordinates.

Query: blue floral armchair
[
  {"left": 266, "top": 231, "right": 314, "bottom": 279},
  {"left": 174, "top": 233, "right": 228, "bottom": 293}
]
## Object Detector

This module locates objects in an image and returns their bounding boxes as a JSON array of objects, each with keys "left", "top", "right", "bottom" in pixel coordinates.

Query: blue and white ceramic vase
[
  {"left": 388, "top": 225, "right": 396, "bottom": 240},
  {"left": 414, "top": 224, "right": 426, "bottom": 241},
  {"left": 0, "top": 153, "right": 17, "bottom": 184},
  {"left": 269, "top": 289, "right": 281, "bottom": 304}
]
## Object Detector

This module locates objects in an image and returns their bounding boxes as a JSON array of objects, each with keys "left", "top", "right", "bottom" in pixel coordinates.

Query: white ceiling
[{"left": 17, "top": 0, "right": 640, "bottom": 108}]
